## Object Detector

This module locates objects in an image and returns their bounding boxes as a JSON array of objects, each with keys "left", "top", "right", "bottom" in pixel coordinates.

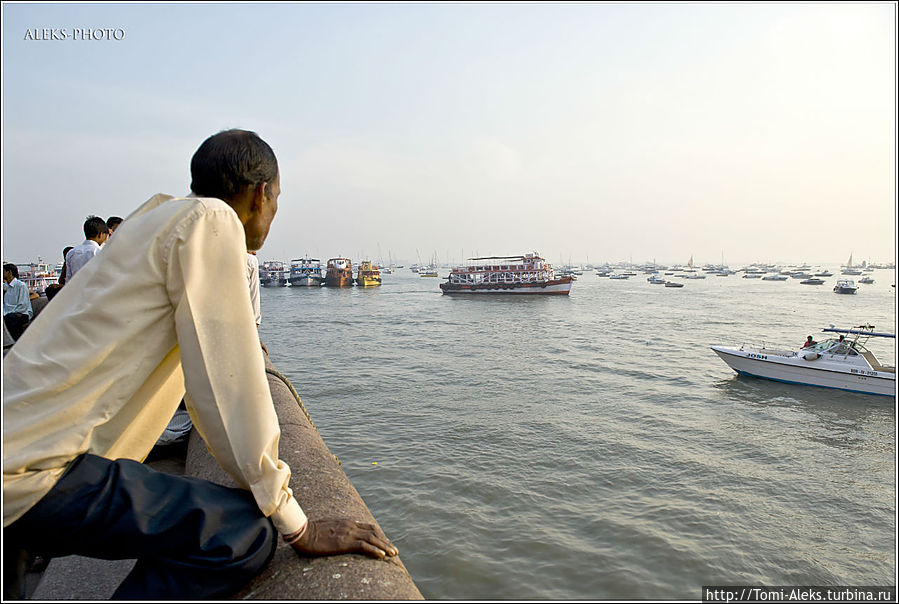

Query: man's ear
[{"left": 251, "top": 182, "right": 269, "bottom": 213}]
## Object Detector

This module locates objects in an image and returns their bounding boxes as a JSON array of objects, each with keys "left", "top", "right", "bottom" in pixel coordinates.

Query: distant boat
[
  {"left": 762, "top": 274, "right": 788, "bottom": 281},
  {"left": 289, "top": 257, "right": 323, "bottom": 287},
  {"left": 664, "top": 281, "right": 684, "bottom": 288},
  {"left": 842, "top": 253, "right": 862, "bottom": 275},
  {"left": 260, "top": 261, "right": 288, "bottom": 287},
  {"left": 356, "top": 260, "right": 382, "bottom": 287},
  {"left": 647, "top": 275, "right": 666, "bottom": 284},
  {"left": 858, "top": 276, "right": 875, "bottom": 285},
  {"left": 814, "top": 270, "right": 833, "bottom": 277},
  {"left": 324, "top": 258, "right": 354, "bottom": 287},
  {"left": 800, "top": 278, "right": 825, "bottom": 285},
  {"left": 439, "top": 252, "right": 572, "bottom": 295},
  {"left": 833, "top": 279, "right": 857, "bottom": 294},
  {"left": 12, "top": 259, "right": 57, "bottom": 295}
]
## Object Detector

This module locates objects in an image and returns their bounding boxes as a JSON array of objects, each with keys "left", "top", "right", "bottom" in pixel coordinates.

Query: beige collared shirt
[{"left": 2, "top": 194, "right": 306, "bottom": 535}]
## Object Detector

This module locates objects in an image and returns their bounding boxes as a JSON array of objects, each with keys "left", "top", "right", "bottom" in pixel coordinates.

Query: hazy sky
[{"left": 2, "top": 2, "right": 896, "bottom": 267}]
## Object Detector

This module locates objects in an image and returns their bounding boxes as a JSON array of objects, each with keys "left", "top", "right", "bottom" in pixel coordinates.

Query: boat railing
[
  {"left": 762, "top": 348, "right": 796, "bottom": 357},
  {"left": 744, "top": 343, "right": 796, "bottom": 357}
]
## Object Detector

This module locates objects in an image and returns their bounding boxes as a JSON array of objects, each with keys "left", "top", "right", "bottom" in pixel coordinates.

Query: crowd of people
[
  {"left": 3, "top": 215, "right": 123, "bottom": 342},
  {"left": 3, "top": 129, "right": 398, "bottom": 600}
]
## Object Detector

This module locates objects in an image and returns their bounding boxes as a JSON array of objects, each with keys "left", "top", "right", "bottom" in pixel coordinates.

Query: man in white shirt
[
  {"left": 2, "top": 264, "right": 33, "bottom": 340},
  {"left": 3, "top": 130, "right": 397, "bottom": 599},
  {"left": 64, "top": 215, "right": 110, "bottom": 281}
]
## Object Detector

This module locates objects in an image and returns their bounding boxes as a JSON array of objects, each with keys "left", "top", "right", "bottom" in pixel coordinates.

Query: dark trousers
[
  {"left": 3, "top": 312, "right": 29, "bottom": 341},
  {"left": 3, "top": 454, "right": 277, "bottom": 600}
]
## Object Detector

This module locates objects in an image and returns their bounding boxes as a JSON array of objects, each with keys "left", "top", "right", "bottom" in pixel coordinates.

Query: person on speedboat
[
  {"left": 802, "top": 335, "right": 816, "bottom": 348},
  {"left": 830, "top": 335, "right": 855, "bottom": 355}
]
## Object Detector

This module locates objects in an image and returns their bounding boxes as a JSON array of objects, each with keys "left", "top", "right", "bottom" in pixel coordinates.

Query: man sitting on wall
[
  {"left": 2, "top": 264, "right": 33, "bottom": 341},
  {"left": 3, "top": 129, "right": 397, "bottom": 600}
]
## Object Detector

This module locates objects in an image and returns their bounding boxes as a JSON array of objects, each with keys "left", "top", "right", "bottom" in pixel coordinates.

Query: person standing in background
[
  {"left": 64, "top": 216, "right": 109, "bottom": 281},
  {"left": 106, "top": 216, "right": 123, "bottom": 235},
  {"left": 57, "top": 246, "right": 74, "bottom": 286}
]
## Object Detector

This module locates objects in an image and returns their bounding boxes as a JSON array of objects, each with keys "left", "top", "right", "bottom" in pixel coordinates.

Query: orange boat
[{"left": 325, "top": 258, "right": 353, "bottom": 287}]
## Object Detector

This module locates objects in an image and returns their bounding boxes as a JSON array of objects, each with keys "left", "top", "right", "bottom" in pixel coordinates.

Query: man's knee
[{"left": 4, "top": 313, "right": 30, "bottom": 340}]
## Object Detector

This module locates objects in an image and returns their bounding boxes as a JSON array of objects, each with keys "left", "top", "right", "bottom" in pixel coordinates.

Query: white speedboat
[
  {"left": 711, "top": 326, "right": 895, "bottom": 397},
  {"left": 834, "top": 279, "right": 857, "bottom": 294}
]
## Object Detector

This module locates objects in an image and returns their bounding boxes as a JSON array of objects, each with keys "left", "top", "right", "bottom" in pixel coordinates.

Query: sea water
[{"left": 258, "top": 268, "right": 896, "bottom": 600}]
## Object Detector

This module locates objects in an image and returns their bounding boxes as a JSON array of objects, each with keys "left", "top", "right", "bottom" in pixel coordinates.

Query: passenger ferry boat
[
  {"left": 13, "top": 259, "right": 57, "bottom": 294},
  {"left": 418, "top": 265, "right": 439, "bottom": 277},
  {"left": 289, "top": 257, "right": 323, "bottom": 287},
  {"left": 325, "top": 258, "right": 354, "bottom": 287},
  {"left": 356, "top": 260, "right": 382, "bottom": 287},
  {"left": 439, "top": 252, "right": 572, "bottom": 295},
  {"left": 260, "top": 261, "right": 288, "bottom": 287},
  {"left": 712, "top": 325, "right": 895, "bottom": 397}
]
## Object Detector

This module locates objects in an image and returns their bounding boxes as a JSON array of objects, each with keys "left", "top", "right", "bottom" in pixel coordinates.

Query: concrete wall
[{"left": 185, "top": 356, "right": 424, "bottom": 600}]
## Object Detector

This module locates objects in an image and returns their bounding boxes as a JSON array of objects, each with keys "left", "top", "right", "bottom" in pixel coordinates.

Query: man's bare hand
[{"left": 286, "top": 519, "right": 398, "bottom": 559}]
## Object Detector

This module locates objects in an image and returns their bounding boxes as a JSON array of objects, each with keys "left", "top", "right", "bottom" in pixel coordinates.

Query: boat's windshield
[
  {"left": 804, "top": 338, "right": 866, "bottom": 356},
  {"left": 805, "top": 339, "right": 837, "bottom": 351}
]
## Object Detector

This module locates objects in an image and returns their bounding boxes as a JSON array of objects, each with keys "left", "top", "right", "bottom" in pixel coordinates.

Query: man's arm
[
  {"left": 165, "top": 203, "right": 304, "bottom": 534},
  {"left": 165, "top": 202, "right": 396, "bottom": 559}
]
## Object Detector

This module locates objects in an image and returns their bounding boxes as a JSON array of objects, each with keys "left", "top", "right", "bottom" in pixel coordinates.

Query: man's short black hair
[
  {"left": 190, "top": 129, "right": 279, "bottom": 202},
  {"left": 83, "top": 215, "right": 110, "bottom": 240},
  {"left": 107, "top": 216, "right": 123, "bottom": 230},
  {"left": 4, "top": 263, "right": 19, "bottom": 278}
]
